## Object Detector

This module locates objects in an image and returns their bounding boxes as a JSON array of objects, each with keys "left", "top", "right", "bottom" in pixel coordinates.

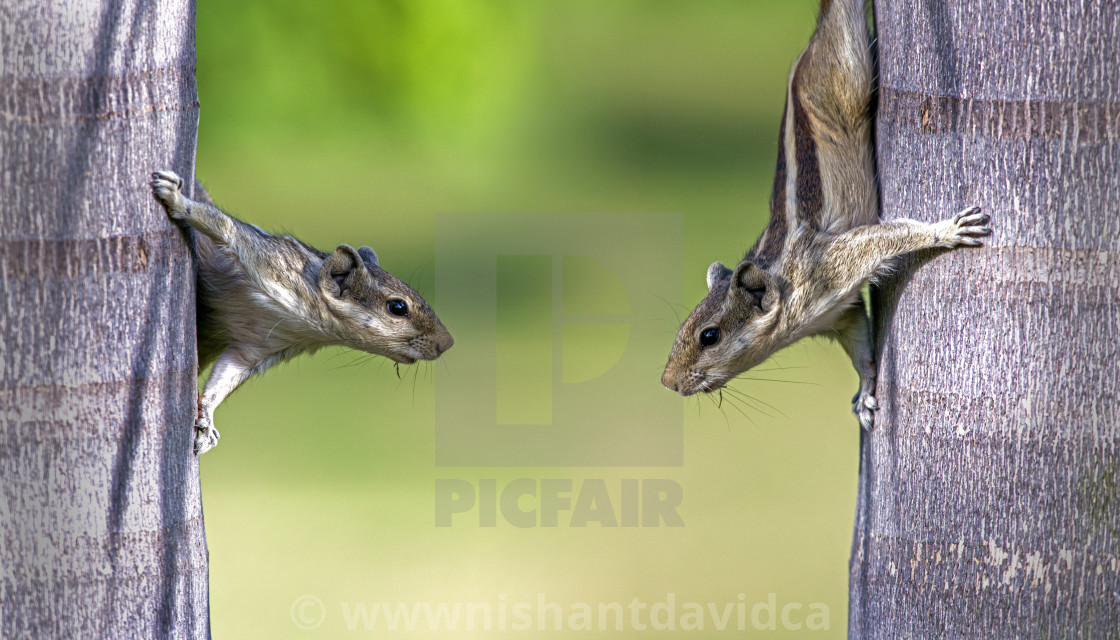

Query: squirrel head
[
  {"left": 318, "top": 244, "right": 453, "bottom": 364},
  {"left": 661, "top": 260, "right": 783, "bottom": 396}
]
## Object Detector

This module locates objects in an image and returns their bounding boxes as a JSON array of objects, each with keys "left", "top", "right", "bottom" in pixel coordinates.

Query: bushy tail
[
  {"left": 801, "top": 0, "right": 874, "bottom": 137},
  {"left": 770, "top": 0, "right": 878, "bottom": 234}
]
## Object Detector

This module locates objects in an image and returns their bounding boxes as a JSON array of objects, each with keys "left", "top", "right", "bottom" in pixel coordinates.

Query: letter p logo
[
  {"left": 495, "top": 254, "right": 631, "bottom": 424},
  {"left": 434, "top": 212, "right": 682, "bottom": 466}
]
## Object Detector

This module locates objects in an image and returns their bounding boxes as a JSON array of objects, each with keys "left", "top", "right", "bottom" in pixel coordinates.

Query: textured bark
[
  {"left": 0, "top": 1, "right": 209, "bottom": 638},
  {"left": 849, "top": 1, "right": 1120, "bottom": 637}
]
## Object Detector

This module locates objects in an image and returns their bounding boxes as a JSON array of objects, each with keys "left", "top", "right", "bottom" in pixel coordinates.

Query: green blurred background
[{"left": 194, "top": 1, "right": 860, "bottom": 637}]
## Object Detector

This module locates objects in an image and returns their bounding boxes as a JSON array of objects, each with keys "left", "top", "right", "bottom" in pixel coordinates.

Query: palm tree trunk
[
  {"left": 850, "top": 1, "right": 1120, "bottom": 637},
  {"left": 0, "top": 1, "right": 209, "bottom": 636}
]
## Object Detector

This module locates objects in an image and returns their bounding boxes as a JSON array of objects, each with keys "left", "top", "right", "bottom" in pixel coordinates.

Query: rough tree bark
[
  {"left": 0, "top": 1, "right": 208, "bottom": 637},
  {"left": 850, "top": 0, "right": 1120, "bottom": 637}
]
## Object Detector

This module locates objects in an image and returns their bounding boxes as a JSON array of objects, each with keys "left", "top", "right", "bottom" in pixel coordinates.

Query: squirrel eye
[
  {"left": 699, "top": 327, "right": 721, "bottom": 348},
  {"left": 387, "top": 299, "right": 409, "bottom": 317}
]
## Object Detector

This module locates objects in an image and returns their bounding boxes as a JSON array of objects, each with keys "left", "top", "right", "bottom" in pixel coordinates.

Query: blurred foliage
[
  {"left": 194, "top": 1, "right": 856, "bottom": 639},
  {"left": 199, "top": 0, "right": 537, "bottom": 143}
]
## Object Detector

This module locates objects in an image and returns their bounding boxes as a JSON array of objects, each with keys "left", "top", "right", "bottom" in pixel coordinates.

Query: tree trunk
[
  {"left": 0, "top": 1, "right": 209, "bottom": 637},
  {"left": 850, "top": 0, "right": 1120, "bottom": 637}
]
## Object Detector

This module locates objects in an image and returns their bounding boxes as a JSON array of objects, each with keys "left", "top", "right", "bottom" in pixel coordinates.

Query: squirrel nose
[
  {"left": 661, "top": 369, "right": 679, "bottom": 392},
  {"left": 435, "top": 329, "right": 454, "bottom": 355}
]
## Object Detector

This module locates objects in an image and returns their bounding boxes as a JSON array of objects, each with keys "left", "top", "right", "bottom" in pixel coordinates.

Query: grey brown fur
[
  {"left": 660, "top": 0, "right": 990, "bottom": 429},
  {"left": 150, "top": 170, "right": 453, "bottom": 454}
]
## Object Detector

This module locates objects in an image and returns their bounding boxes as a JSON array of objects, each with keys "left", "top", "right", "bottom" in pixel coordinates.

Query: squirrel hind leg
[
  {"left": 194, "top": 350, "right": 255, "bottom": 455},
  {"left": 832, "top": 300, "right": 879, "bottom": 430}
]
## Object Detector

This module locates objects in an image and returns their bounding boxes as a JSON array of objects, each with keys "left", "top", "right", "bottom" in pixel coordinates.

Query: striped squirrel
[
  {"left": 660, "top": 0, "right": 990, "bottom": 429},
  {"left": 150, "top": 171, "right": 453, "bottom": 454}
]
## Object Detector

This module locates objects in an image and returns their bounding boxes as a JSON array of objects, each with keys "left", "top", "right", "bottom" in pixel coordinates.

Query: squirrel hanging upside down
[{"left": 660, "top": 0, "right": 990, "bottom": 429}]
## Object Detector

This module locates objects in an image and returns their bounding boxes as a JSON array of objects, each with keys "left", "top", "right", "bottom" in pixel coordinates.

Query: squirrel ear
[
  {"left": 357, "top": 246, "right": 379, "bottom": 267},
  {"left": 320, "top": 244, "right": 365, "bottom": 297},
  {"left": 706, "top": 261, "right": 732, "bottom": 291},
  {"left": 732, "top": 261, "right": 778, "bottom": 312}
]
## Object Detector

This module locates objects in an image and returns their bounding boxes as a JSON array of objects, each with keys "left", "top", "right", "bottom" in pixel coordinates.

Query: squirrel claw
[
  {"left": 151, "top": 170, "right": 183, "bottom": 189},
  {"left": 194, "top": 422, "right": 220, "bottom": 456},
  {"left": 954, "top": 205, "right": 982, "bottom": 220},
  {"left": 150, "top": 170, "right": 188, "bottom": 218},
  {"left": 941, "top": 205, "right": 992, "bottom": 248},
  {"left": 852, "top": 391, "right": 877, "bottom": 431}
]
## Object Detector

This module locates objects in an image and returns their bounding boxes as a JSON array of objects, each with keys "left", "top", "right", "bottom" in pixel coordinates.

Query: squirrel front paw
[
  {"left": 937, "top": 206, "right": 991, "bottom": 248},
  {"left": 852, "top": 389, "right": 878, "bottom": 431},
  {"left": 194, "top": 418, "right": 221, "bottom": 456},
  {"left": 150, "top": 170, "right": 188, "bottom": 219}
]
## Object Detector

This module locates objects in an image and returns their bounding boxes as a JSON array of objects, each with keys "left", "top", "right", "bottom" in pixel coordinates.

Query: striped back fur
[{"left": 746, "top": 0, "right": 877, "bottom": 270}]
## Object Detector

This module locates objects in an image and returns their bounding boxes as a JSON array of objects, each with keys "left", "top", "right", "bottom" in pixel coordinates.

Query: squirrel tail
[{"left": 769, "top": 0, "right": 878, "bottom": 234}]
